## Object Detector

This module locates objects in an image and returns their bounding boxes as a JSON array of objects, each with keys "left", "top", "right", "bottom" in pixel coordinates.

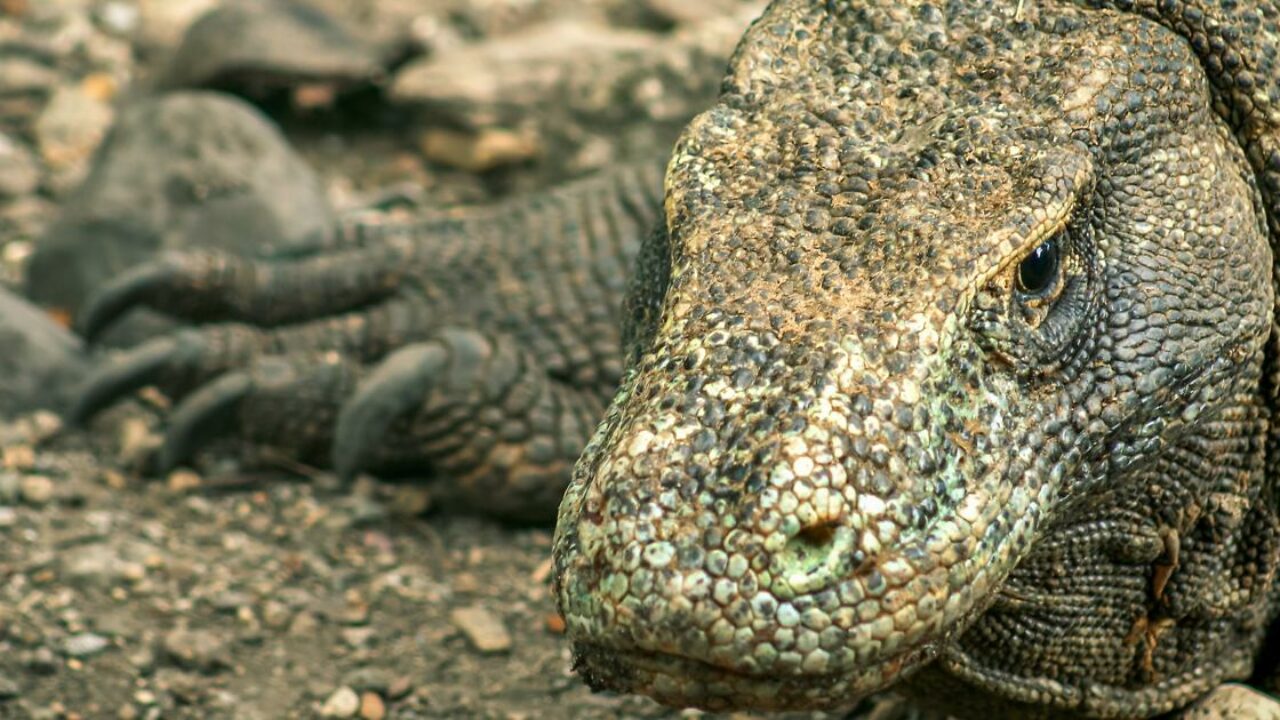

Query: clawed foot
[{"left": 67, "top": 246, "right": 602, "bottom": 521}]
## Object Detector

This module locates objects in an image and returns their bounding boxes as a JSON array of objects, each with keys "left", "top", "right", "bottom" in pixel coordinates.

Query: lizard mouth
[{"left": 571, "top": 640, "right": 935, "bottom": 712}]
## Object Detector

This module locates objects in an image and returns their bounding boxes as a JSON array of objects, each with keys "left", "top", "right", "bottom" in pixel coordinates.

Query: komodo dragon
[{"left": 68, "top": 0, "right": 1280, "bottom": 717}]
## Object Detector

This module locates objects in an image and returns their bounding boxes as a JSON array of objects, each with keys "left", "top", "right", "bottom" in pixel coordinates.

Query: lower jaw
[{"left": 571, "top": 642, "right": 925, "bottom": 713}]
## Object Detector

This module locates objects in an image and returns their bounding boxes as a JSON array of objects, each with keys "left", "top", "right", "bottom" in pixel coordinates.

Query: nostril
[
  {"left": 775, "top": 519, "right": 855, "bottom": 597},
  {"left": 795, "top": 520, "right": 839, "bottom": 548}
]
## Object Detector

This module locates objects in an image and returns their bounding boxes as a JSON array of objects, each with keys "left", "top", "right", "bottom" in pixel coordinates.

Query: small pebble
[
  {"left": 95, "top": 1, "right": 141, "bottom": 36},
  {"left": 320, "top": 686, "right": 360, "bottom": 718},
  {"left": 340, "top": 626, "right": 375, "bottom": 649},
  {"left": 359, "top": 692, "right": 385, "bottom": 720},
  {"left": 0, "top": 674, "right": 18, "bottom": 698},
  {"left": 343, "top": 667, "right": 391, "bottom": 696},
  {"left": 33, "top": 84, "right": 115, "bottom": 194},
  {"left": 450, "top": 606, "right": 511, "bottom": 654},
  {"left": 0, "top": 134, "right": 39, "bottom": 198},
  {"left": 160, "top": 628, "right": 229, "bottom": 673},
  {"left": 4, "top": 437, "right": 42, "bottom": 469},
  {"left": 288, "top": 611, "right": 320, "bottom": 636},
  {"left": 386, "top": 676, "right": 413, "bottom": 700},
  {"left": 25, "top": 646, "right": 58, "bottom": 675},
  {"left": 64, "top": 632, "right": 110, "bottom": 658},
  {"left": 166, "top": 470, "right": 202, "bottom": 493},
  {"left": 19, "top": 475, "right": 54, "bottom": 506},
  {"left": 261, "top": 600, "right": 292, "bottom": 629}
]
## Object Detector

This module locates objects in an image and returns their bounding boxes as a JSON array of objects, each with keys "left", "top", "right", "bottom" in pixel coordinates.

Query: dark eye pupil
[{"left": 1017, "top": 239, "right": 1060, "bottom": 295}]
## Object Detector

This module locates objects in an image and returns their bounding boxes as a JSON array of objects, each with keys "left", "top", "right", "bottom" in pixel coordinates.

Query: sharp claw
[
  {"left": 333, "top": 344, "right": 447, "bottom": 482},
  {"left": 77, "top": 261, "right": 171, "bottom": 343},
  {"left": 154, "top": 371, "right": 253, "bottom": 473},
  {"left": 66, "top": 336, "right": 184, "bottom": 426}
]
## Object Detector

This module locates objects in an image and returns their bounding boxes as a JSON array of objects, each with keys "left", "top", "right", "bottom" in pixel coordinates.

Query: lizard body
[{"left": 70, "top": 0, "right": 1280, "bottom": 717}]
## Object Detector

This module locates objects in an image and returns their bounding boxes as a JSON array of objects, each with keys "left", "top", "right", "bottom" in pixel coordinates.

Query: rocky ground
[{"left": 0, "top": 0, "right": 877, "bottom": 718}]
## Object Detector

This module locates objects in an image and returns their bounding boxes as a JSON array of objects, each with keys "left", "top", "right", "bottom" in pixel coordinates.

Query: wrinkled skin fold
[{"left": 552, "top": 1, "right": 1280, "bottom": 717}]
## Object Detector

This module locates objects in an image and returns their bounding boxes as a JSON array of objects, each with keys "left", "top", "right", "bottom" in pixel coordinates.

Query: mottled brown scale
[
  {"left": 554, "top": 0, "right": 1279, "bottom": 718},
  {"left": 62, "top": 0, "right": 1280, "bottom": 716}
]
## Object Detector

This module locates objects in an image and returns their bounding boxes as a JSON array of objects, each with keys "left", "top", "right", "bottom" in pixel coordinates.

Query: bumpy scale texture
[
  {"left": 553, "top": 1, "right": 1280, "bottom": 718},
  {"left": 70, "top": 163, "right": 663, "bottom": 520}
]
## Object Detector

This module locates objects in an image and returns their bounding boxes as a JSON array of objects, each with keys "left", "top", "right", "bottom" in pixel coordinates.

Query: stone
[
  {"left": 33, "top": 84, "right": 115, "bottom": 194},
  {"left": 18, "top": 475, "right": 54, "bottom": 505},
  {"left": 1184, "top": 684, "right": 1280, "bottom": 720},
  {"left": 389, "top": 20, "right": 656, "bottom": 117},
  {"left": 642, "top": 0, "right": 762, "bottom": 26},
  {"left": 0, "top": 133, "right": 40, "bottom": 198},
  {"left": 449, "top": 606, "right": 511, "bottom": 654},
  {"left": 0, "top": 287, "right": 86, "bottom": 416},
  {"left": 63, "top": 632, "right": 110, "bottom": 658},
  {"left": 358, "top": 692, "right": 384, "bottom": 720},
  {"left": 24, "top": 646, "right": 58, "bottom": 675},
  {"left": 417, "top": 127, "right": 541, "bottom": 173},
  {"left": 162, "top": 1, "right": 383, "bottom": 95},
  {"left": 160, "top": 628, "right": 230, "bottom": 674},
  {"left": 319, "top": 686, "right": 360, "bottom": 718},
  {"left": 342, "top": 667, "right": 391, "bottom": 696},
  {"left": 94, "top": 1, "right": 141, "bottom": 37},
  {"left": 388, "top": 11, "right": 755, "bottom": 179},
  {"left": 61, "top": 544, "right": 127, "bottom": 587},
  {"left": 26, "top": 92, "right": 334, "bottom": 332},
  {"left": 136, "top": 0, "right": 216, "bottom": 51}
]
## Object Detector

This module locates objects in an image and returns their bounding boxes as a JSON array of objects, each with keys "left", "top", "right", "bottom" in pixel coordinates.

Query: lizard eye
[{"left": 1016, "top": 238, "right": 1061, "bottom": 296}]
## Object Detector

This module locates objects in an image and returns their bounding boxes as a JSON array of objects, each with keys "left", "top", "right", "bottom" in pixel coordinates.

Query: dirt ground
[
  {"left": 0, "top": 1, "right": 865, "bottom": 718},
  {"left": 1, "top": 403, "right": 861, "bottom": 719}
]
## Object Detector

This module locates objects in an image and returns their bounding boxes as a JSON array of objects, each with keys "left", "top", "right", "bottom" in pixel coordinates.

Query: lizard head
[{"left": 554, "top": 0, "right": 1275, "bottom": 713}]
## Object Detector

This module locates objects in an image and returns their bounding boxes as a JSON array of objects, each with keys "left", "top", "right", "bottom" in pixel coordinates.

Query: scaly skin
[
  {"left": 553, "top": 1, "right": 1280, "bottom": 718},
  {"left": 69, "top": 162, "right": 663, "bottom": 521},
  {"left": 66, "top": 0, "right": 1280, "bottom": 716}
]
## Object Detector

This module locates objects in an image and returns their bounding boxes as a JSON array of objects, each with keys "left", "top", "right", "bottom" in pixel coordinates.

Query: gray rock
[
  {"left": 94, "top": 1, "right": 142, "bottom": 37},
  {"left": 1185, "top": 684, "right": 1280, "bottom": 719},
  {"left": 33, "top": 85, "right": 116, "bottom": 196},
  {"left": 319, "top": 686, "right": 360, "bottom": 718},
  {"left": 18, "top": 475, "right": 54, "bottom": 506},
  {"left": 25, "top": 91, "right": 334, "bottom": 331},
  {"left": 23, "top": 646, "right": 59, "bottom": 676},
  {"left": 162, "top": 0, "right": 384, "bottom": 95},
  {"left": 341, "top": 667, "right": 391, "bottom": 696},
  {"left": 0, "top": 286, "right": 86, "bottom": 417},
  {"left": 60, "top": 543, "right": 145, "bottom": 587},
  {"left": 0, "top": 134, "right": 40, "bottom": 198},
  {"left": 389, "top": 20, "right": 656, "bottom": 114},
  {"left": 63, "top": 632, "right": 110, "bottom": 658},
  {"left": 136, "top": 0, "right": 218, "bottom": 52},
  {"left": 389, "top": 11, "right": 755, "bottom": 177},
  {"left": 448, "top": 606, "right": 511, "bottom": 654},
  {"left": 160, "top": 628, "right": 231, "bottom": 674}
]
